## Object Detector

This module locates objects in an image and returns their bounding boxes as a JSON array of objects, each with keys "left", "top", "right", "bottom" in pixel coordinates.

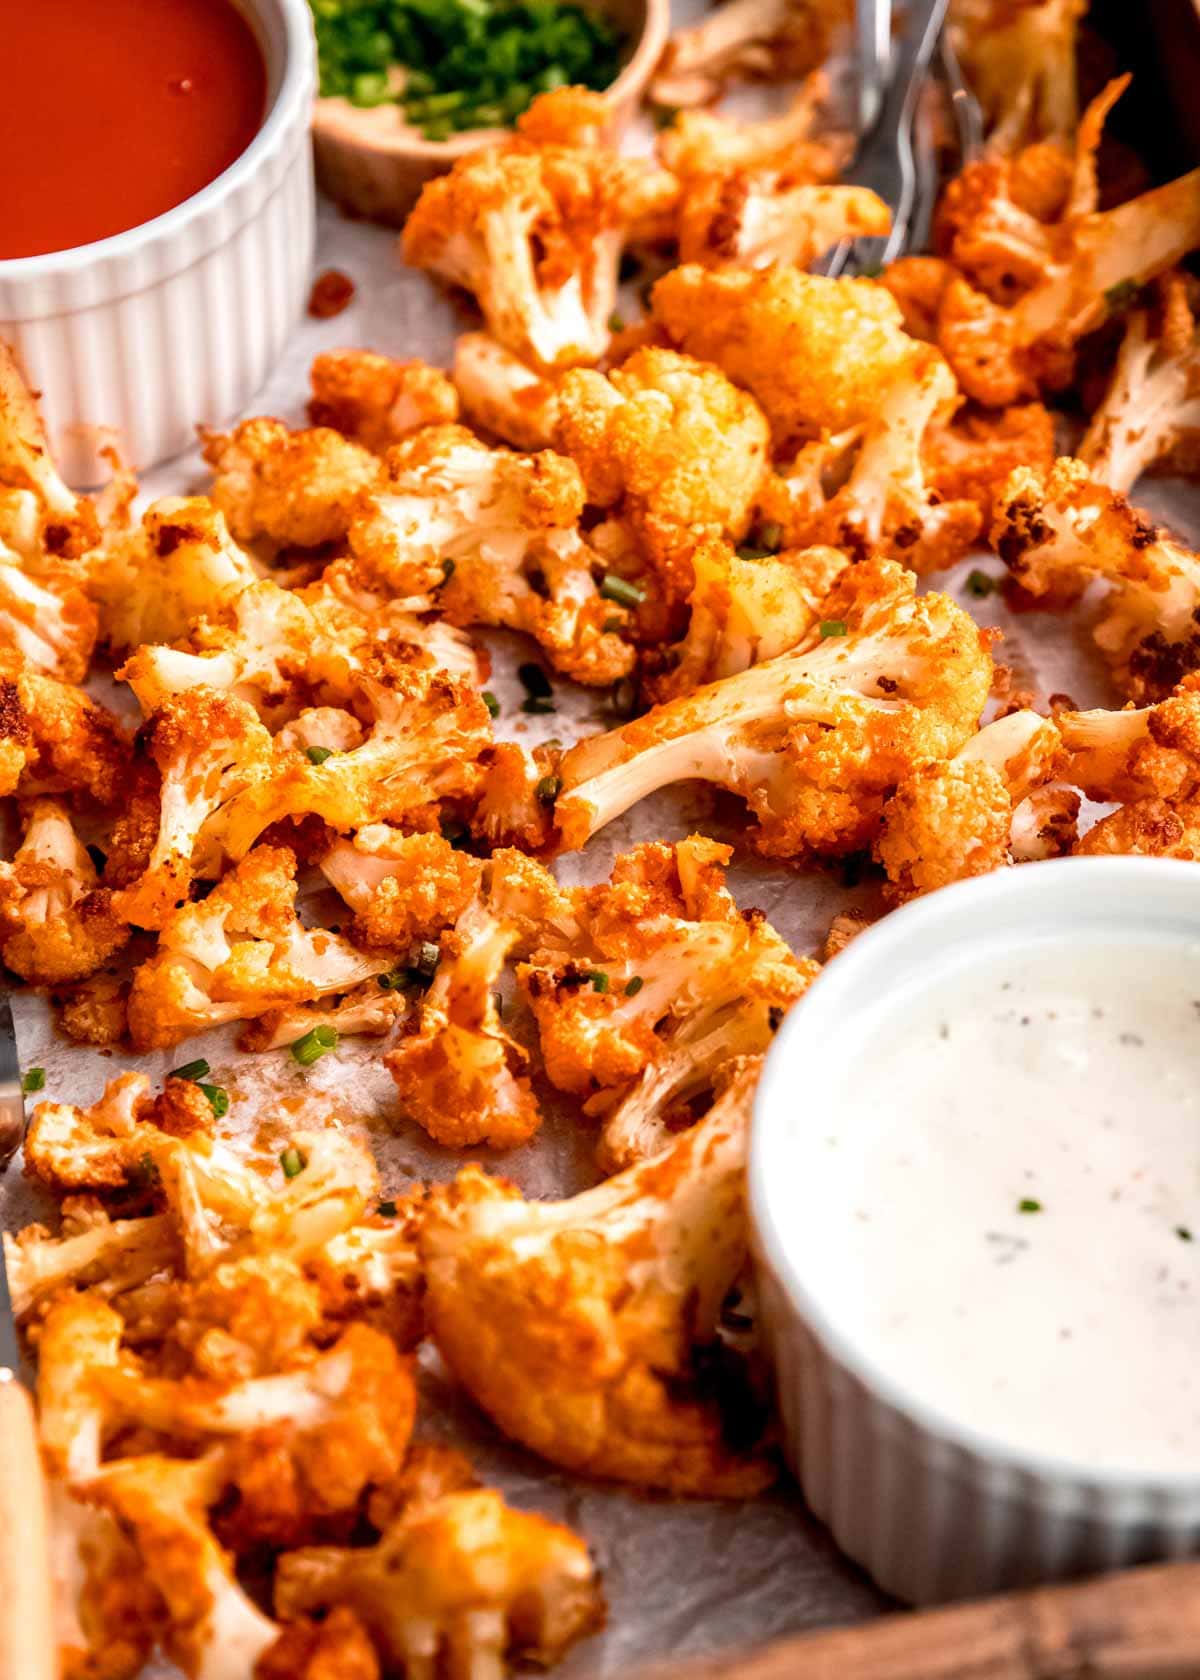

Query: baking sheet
[{"left": 5, "top": 30, "right": 1194, "bottom": 1672}]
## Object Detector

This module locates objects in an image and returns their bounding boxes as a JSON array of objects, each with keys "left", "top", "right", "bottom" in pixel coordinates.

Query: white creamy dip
[{"left": 799, "top": 935, "right": 1200, "bottom": 1472}]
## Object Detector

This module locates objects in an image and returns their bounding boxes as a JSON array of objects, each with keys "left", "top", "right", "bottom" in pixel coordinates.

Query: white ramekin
[
  {"left": 0, "top": 0, "right": 316, "bottom": 487},
  {"left": 751, "top": 858, "right": 1200, "bottom": 1606}
]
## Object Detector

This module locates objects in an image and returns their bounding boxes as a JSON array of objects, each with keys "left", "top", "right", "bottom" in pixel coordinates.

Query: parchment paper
[{"left": 5, "top": 38, "right": 1195, "bottom": 1672}]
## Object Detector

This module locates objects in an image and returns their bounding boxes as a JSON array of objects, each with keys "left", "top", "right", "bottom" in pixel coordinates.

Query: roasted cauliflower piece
[
  {"left": 0, "top": 342, "right": 100, "bottom": 560},
  {"left": 1079, "top": 275, "right": 1200, "bottom": 492},
  {"left": 0, "top": 799, "right": 128, "bottom": 985},
  {"left": 23, "top": 1071, "right": 215, "bottom": 1197},
  {"left": 126, "top": 845, "right": 395, "bottom": 1050},
  {"left": 519, "top": 835, "right": 815, "bottom": 1099},
  {"left": 201, "top": 418, "right": 384, "bottom": 552},
  {"left": 680, "top": 176, "right": 890, "bottom": 270},
  {"left": 50, "top": 1483, "right": 164, "bottom": 1680},
  {"left": 554, "top": 349, "right": 771, "bottom": 600},
  {"left": 645, "top": 537, "right": 848, "bottom": 703},
  {"left": 651, "top": 0, "right": 850, "bottom": 107},
  {"left": 757, "top": 348, "right": 982, "bottom": 572},
  {"left": 386, "top": 850, "right": 573, "bottom": 1149},
  {"left": 350, "top": 425, "right": 633, "bottom": 685},
  {"left": 657, "top": 72, "right": 844, "bottom": 184},
  {"left": 402, "top": 105, "right": 678, "bottom": 371},
  {"left": 651, "top": 263, "right": 932, "bottom": 451},
  {"left": 875, "top": 709, "right": 1063, "bottom": 899},
  {"left": 309, "top": 349, "right": 460, "bottom": 452},
  {"left": 320, "top": 827, "right": 482, "bottom": 952},
  {"left": 558, "top": 560, "right": 993, "bottom": 859},
  {"left": 993, "top": 457, "right": 1200, "bottom": 701},
  {"left": 950, "top": 0, "right": 1084, "bottom": 152},
  {"left": 276, "top": 1484, "right": 604, "bottom": 1677},
  {"left": 0, "top": 555, "right": 98, "bottom": 683},
  {"left": 452, "top": 333, "right": 561, "bottom": 453},
  {"left": 4, "top": 1207, "right": 180, "bottom": 1325},
  {"left": 422, "top": 1059, "right": 775, "bottom": 1494},
  {"left": 0, "top": 659, "right": 131, "bottom": 804},
  {"left": 1056, "top": 684, "right": 1200, "bottom": 805},
  {"left": 110, "top": 689, "right": 273, "bottom": 931},
  {"left": 924, "top": 400, "right": 1057, "bottom": 527},
  {"left": 93, "top": 497, "right": 260, "bottom": 656},
  {"left": 257, "top": 1608, "right": 381, "bottom": 1680}
]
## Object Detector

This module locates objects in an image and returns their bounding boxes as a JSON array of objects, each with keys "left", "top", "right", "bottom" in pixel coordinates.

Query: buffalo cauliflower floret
[
  {"left": 126, "top": 846, "right": 396, "bottom": 1050},
  {"left": 309, "top": 349, "right": 460, "bottom": 452},
  {"left": 275, "top": 1484, "right": 604, "bottom": 1677},
  {"left": 0, "top": 658, "right": 131, "bottom": 804},
  {"left": 949, "top": 0, "right": 1084, "bottom": 152},
  {"left": 402, "top": 122, "right": 678, "bottom": 371},
  {"left": 93, "top": 498, "right": 260, "bottom": 656},
  {"left": 386, "top": 850, "right": 573, "bottom": 1149},
  {"left": 645, "top": 537, "right": 848, "bottom": 703},
  {"left": 1079, "top": 274, "right": 1200, "bottom": 492},
  {"left": 652, "top": 263, "right": 933, "bottom": 452},
  {"left": 554, "top": 348, "right": 770, "bottom": 599},
  {"left": 452, "top": 334, "right": 560, "bottom": 452},
  {"left": 468, "top": 741, "right": 561, "bottom": 852},
  {"left": 0, "top": 556, "right": 98, "bottom": 682},
  {"left": 56, "top": 973, "right": 130, "bottom": 1047},
  {"left": 993, "top": 457, "right": 1200, "bottom": 700},
  {"left": 0, "top": 342, "right": 100, "bottom": 560},
  {"left": 201, "top": 419, "right": 383, "bottom": 551},
  {"left": 651, "top": 0, "right": 849, "bottom": 107},
  {"left": 680, "top": 176, "right": 889, "bottom": 270},
  {"left": 85, "top": 1453, "right": 280, "bottom": 1680},
  {"left": 421, "top": 1058, "right": 775, "bottom": 1494},
  {"left": 924, "top": 400, "right": 1057, "bottom": 526},
  {"left": 558, "top": 560, "right": 993, "bottom": 858},
  {"left": 237, "top": 983, "right": 406, "bottom": 1053},
  {"left": 0, "top": 799, "right": 129, "bottom": 985},
  {"left": 657, "top": 72, "right": 844, "bottom": 183},
  {"left": 757, "top": 348, "right": 982, "bottom": 572},
  {"left": 350, "top": 425, "right": 632, "bottom": 685},
  {"left": 320, "top": 827, "right": 482, "bottom": 952},
  {"left": 110, "top": 689, "right": 273, "bottom": 930},
  {"left": 1056, "top": 685, "right": 1200, "bottom": 804},
  {"left": 23, "top": 1071, "right": 215, "bottom": 1197},
  {"left": 51, "top": 1483, "right": 164, "bottom": 1680},
  {"left": 256, "top": 1608, "right": 380, "bottom": 1680},
  {"left": 4, "top": 1207, "right": 180, "bottom": 1324},
  {"left": 519, "top": 835, "right": 815, "bottom": 1098},
  {"left": 875, "top": 709, "right": 1063, "bottom": 899},
  {"left": 38, "top": 1294, "right": 126, "bottom": 1482},
  {"left": 216, "top": 661, "right": 492, "bottom": 858}
]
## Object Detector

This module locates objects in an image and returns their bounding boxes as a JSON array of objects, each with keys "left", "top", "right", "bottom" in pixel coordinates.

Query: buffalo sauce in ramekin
[{"left": 0, "top": 0, "right": 267, "bottom": 260}]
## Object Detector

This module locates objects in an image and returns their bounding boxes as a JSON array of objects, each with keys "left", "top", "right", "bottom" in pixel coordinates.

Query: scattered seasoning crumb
[
  {"left": 1018, "top": 1197, "right": 1043, "bottom": 1214},
  {"left": 938, "top": 1022, "right": 950, "bottom": 1040},
  {"left": 1119, "top": 1031, "right": 1145, "bottom": 1046},
  {"left": 308, "top": 268, "right": 356, "bottom": 318}
]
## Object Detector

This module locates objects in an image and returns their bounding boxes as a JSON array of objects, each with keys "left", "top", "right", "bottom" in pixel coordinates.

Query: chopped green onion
[
  {"left": 602, "top": 616, "right": 624, "bottom": 634},
  {"left": 1178, "top": 1225, "right": 1194, "bottom": 1242},
  {"left": 536, "top": 774, "right": 562, "bottom": 805},
  {"left": 199, "top": 1083, "right": 230, "bottom": 1119},
  {"left": 819, "top": 619, "right": 847, "bottom": 638},
  {"left": 482, "top": 690, "right": 500, "bottom": 718},
  {"left": 586, "top": 969, "right": 610, "bottom": 993},
  {"left": 169, "top": 1058, "right": 210, "bottom": 1082},
  {"left": 652, "top": 104, "right": 679, "bottom": 130},
  {"left": 1104, "top": 278, "right": 1138, "bottom": 310},
  {"left": 518, "top": 662, "right": 552, "bottom": 698},
  {"left": 280, "top": 1146, "right": 307, "bottom": 1179},
  {"left": 441, "top": 557, "right": 456, "bottom": 583},
  {"left": 624, "top": 976, "right": 644, "bottom": 997},
  {"left": 599, "top": 573, "right": 646, "bottom": 607},
  {"left": 756, "top": 521, "right": 783, "bottom": 552},
  {"left": 1017, "top": 1197, "right": 1042, "bottom": 1214},
  {"left": 736, "top": 545, "right": 775, "bottom": 561},
  {"left": 422, "top": 118, "right": 453, "bottom": 141},
  {"left": 522, "top": 695, "right": 556, "bottom": 715},
  {"left": 306, "top": 745, "right": 335, "bottom": 765},
  {"left": 608, "top": 312, "right": 625, "bottom": 333},
  {"left": 378, "top": 1199, "right": 399, "bottom": 1218},
  {"left": 21, "top": 1068, "right": 45, "bottom": 1094},
  {"left": 378, "top": 968, "right": 409, "bottom": 991},
  {"left": 291, "top": 1025, "right": 338, "bottom": 1067},
  {"left": 965, "top": 569, "right": 997, "bottom": 599}
]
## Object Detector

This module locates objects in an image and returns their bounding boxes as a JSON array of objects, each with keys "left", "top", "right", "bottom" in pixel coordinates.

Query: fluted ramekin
[
  {"left": 0, "top": 0, "right": 316, "bottom": 486},
  {"left": 751, "top": 859, "right": 1200, "bottom": 1606}
]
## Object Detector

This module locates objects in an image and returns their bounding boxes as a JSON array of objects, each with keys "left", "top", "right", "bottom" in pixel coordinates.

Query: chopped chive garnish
[
  {"left": 21, "top": 1068, "right": 45, "bottom": 1094},
  {"left": 280, "top": 1146, "right": 307, "bottom": 1179},
  {"left": 378, "top": 967, "right": 409, "bottom": 991},
  {"left": 291, "top": 1025, "right": 338, "bottom": 1067},
  {"left": 599, "top": 573, "right": 646, "bottom": 607},
  {"left": 306, "top": 745, "right": 335, "bottom": 765},
  {"left": 736, "top": 545, "right": 775, "bottom": 561},
  {"left": 521, "top": 695, "right": 556, "bottom": 714},
  {"left": 482, "top": 690, "right": 500, "bottom": 718},
  {"left": 652, "top": 104, "right": 678, "bottom": 130},
  {"left": 602, "top": 616, "right": 624, "bottom": 634},
  {"left": 518, "top": 662, "right": 552, "bottom": 698},
  {"left": 169, "top": 1058, "right": 210, "bottom": 1082},
  {"left": 819, "top": 619, "right": 847, "bottom": 638},
  {"left": 586, "top": 969, "right": 610, "bottom": 993},
  {"left": 535, "top": 774, "right": 562, "bottom": 805},
  {"left": 1178, "top": 1225, "right": 1194, "bottom": 1242},
  {"left": 965, "top": 569, "right": 996, "bottom": 598},
  {"left": 1104, "top": 278, "right": 1138, "bottom": 310},
  {"left": 1017, "top": 1197, "right": 1042, "bottom": 1214},
  {"left": 624, "top": 975, "right": 644, "bottom": 996},
  {"left": 199, "top": 1083, "right": 230, "bottom": 1119},
  {"left": 378, "top": 1199, "right": 399, "bottom": 1218},
  {"left": 608, "top": 312, "right": 625, "bottom": 334},
  {"left": 756, "top": 521, "right": 784, "bottom": 552}
]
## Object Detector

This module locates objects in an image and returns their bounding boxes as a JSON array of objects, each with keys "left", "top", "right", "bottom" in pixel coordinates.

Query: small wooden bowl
[{"left": 311, "top": 0, "right": 670, "bottom": 226}]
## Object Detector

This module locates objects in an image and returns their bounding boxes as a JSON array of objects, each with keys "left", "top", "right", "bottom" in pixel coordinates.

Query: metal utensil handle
[
  {"left": 0, "top": 998, "right": 23, "bottom": 1170},
  {"left": 854, "top": 0, "right": 950, "bottom": 254},
  {"left": 856, "top": 0, "right": 893, "bottom": 132}
]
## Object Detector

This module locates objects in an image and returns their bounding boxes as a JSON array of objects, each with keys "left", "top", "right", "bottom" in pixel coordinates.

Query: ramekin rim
[
  {"left": 0, "top": 0, "right": 315, "bottom": 283},
  {"left": 749, "top": 854, "right": 1200, "bottom": 1493}
]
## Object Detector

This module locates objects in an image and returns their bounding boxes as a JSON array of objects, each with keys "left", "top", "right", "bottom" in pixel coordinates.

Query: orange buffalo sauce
[{"left": 0, "top": 0, "right": 267, "bottom": 261}]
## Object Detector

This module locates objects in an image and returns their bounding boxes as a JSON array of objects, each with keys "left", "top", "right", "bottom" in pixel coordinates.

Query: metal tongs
[{"left": 813, "top": 0, "right": 952, "bottom": 278}]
